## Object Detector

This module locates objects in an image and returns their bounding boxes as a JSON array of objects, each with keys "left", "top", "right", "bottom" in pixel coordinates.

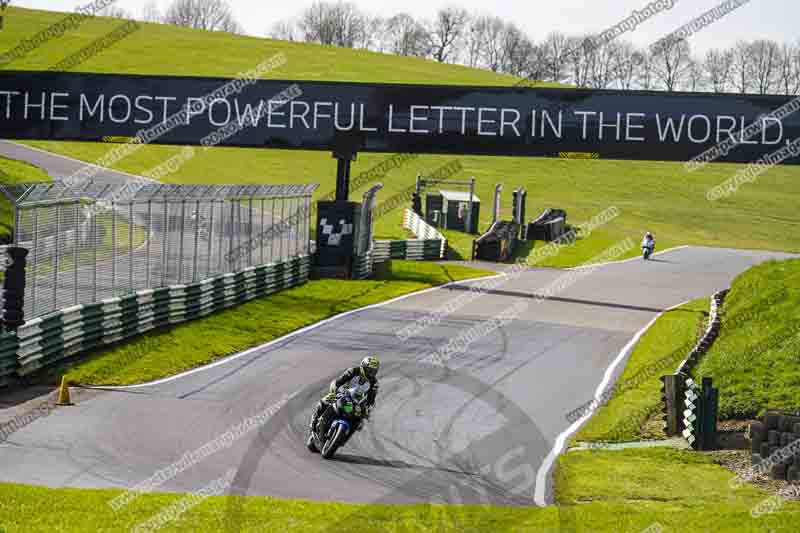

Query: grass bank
[
  {"left": 43, "top": 261, "right": 493, "bottom": 386},
  {"left": 696, "top": 258, "right": 800, "bottom": 418},
  {"left": 0, "top": 155, "right": 51, "bottom": 239}
]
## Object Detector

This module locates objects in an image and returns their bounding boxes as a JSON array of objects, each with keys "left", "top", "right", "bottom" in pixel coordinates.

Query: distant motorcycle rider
[
  {"left": 641, "top": 232, "right": 655, "bottom": 253},
  {"left": 309, "top": 356, "right": 380, "bottom": 436}
]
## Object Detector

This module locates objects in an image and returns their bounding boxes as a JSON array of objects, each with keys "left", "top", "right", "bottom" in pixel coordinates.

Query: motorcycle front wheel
[{"left": 321, "top": 425, "right": 346, "bottom": 459}]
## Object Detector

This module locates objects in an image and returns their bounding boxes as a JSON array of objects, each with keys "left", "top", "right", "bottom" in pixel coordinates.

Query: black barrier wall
[{"left": 2, "top": 70, "right": 800, "bottom": 164}]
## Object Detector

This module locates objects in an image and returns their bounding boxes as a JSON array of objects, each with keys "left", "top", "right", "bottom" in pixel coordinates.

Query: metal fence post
[
  {"left": 161, "top": 199, "right": 169, "bottom": 287},
  {"left": 279, "top": 197, "right": 286, "bottom": 261},
  {"left": 178, "top": 200, "right": 186, "bottom": 283},
  {"left": 306, "top": 196, "right": 311, "bottom": 255},
  {"left": 270, "top": 198, "right": 276, "bottom": 263},
  {"left": 129, "top": 201, "right": 134, "bottom": 291},
  {"left": 53, "top": 203, "right": 62, "bottom": 312},
  {"left": 228, "top": 201, "right": 235, "bottom": 271},
  {"left": 30, "top": 207, "right": 39, "bottom": 316},
  {"left": 217, "top": 201, "right": 225, "bottom": 273},
  {"left": 192, "top": 200, "right": 200, "bottom": 282},
  {"left": 92, "top": 206, "right": 98, "bottom": 302},
  {"left": 111, "top": 203, "right": 117, "bottom": 296},
  {"left": 248, "top": 198, "right": 254, "bottom": 268},
  {"left": 146, "top": 200, "right": 152, "bottom": 288},
  {"left": 206, "top": 200, "right": 214, "bottom": 278},
  {"left": 73, "top": 202, "right": 80, "bottom": 305},
  {"left": 260, "top": 198, "right": 265, "bottom": 265}
]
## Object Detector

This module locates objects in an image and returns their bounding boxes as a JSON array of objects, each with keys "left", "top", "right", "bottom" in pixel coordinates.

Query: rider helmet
[{"left": 360, "top": 356, "right": 380, "bottom": 380}]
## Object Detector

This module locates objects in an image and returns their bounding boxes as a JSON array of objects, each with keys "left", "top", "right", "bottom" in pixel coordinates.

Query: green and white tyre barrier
[
  {"left": 372, "top": 239, "right": 444, "bottom": 263},
  {"left": 5, "top": 255, "right": 309, "bottom": 381},
  {"left": 402, "top": 208, "right": 447, "bottom": 258}
]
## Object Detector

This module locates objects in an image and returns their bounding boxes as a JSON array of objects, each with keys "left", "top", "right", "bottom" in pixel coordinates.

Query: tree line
[{"left": 101, "top": 0, "right": 800, "bottom": 95}]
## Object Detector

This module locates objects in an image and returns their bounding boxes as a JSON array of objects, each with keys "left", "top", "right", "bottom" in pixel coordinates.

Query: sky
[{"left": 15, "top": 0, "right": 800, "bottom": 55}]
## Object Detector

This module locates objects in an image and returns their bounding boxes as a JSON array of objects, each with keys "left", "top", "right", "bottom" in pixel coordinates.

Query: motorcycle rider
[
  {"left": 309, "top": 356, "right": 380, "bottom": 438},
  {"left": 641, "top": 232, "right": 655, "bottom": 256}
]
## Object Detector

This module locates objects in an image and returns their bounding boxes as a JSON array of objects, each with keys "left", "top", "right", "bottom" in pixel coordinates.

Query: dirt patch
[{"left": 709, "top": 449, "right": 800, "bottom": 500}]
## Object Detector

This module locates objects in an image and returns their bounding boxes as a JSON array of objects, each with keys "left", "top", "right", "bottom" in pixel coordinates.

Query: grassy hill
[
  {"left": 0, "top": 156, "right": 50, "bottom": 239},
  {"left": 696, "top": 259, "right": 800, "bottom": 418},
  {"left": 2, "top": 7, "right": 800, "bottom": 263}
]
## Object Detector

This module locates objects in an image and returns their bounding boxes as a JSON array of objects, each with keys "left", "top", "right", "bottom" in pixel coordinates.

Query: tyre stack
[{"left": 750, "top": 412, "right": 800, "bottom": 482}]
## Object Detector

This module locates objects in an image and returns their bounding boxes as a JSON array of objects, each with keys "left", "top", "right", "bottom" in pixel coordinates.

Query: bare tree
[
  {"left": 385, "top": 13, "right": 429, "bottom": 57},
  {"left": 542, "top": 32, "right": 570, "bottom": 83},
  {"left": 587, "top": 41, "right": 620, "bottom": 89},
  {"left": 703, "top": 49, "right": 733, "bottom": 92},
  {"left": 356, "top": 14, "right": 384, "bottom": 51},
  {"left": 165, "top": 0, "right": 243, "bottom": 33},
  {"left": 776, "top": 43, "right": 800, "bottom": 95},
  {"left": 613, "top": 42, "right": 642, "bottom": 90},
  {"left": 652, "top": 38, "right": 691, "bottom": 91},
  {"left": 480, "top": 16, "right": 508, "bottom": 72},
  {"left": 637, "top": 51, "right": 657, "bottom": 90},
  {"left": 299, "top": 1, "right": 366, "bottom": 48},
  {"left": 464, "top": 15, "right": 489, "bottom": 68},
  {"left": 685, "top": 59, "right": 705, "bottom": 91},
  {"left": 428, "top": 7, "right": 468, "bottom": 63},
  {"left": 566, "top": 35, "right": 592, "bottom": 87},
  {"left": 268, "top": 20, "right": 296, "bottom": 41},
  {"left": 500, "top": 23, "right": 532, "bottom": 76},
  {"left": 748, "top": 39, "right": 780, "bottom": 95},
  {"left": 730, "top": 40, "right": 753, "bottom": 94},
  {"left": 141, "top": 1, "right": 162, "bottom": 23}
]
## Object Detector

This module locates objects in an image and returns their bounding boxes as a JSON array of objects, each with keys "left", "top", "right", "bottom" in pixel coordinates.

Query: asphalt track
[{"left": 0, "top": 244, "right": 795, "bottom": 509}]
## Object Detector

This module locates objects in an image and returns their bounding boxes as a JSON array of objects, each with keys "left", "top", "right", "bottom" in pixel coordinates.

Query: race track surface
[{"left": 0, "top": 245, "right": 795, "bottom": 507}]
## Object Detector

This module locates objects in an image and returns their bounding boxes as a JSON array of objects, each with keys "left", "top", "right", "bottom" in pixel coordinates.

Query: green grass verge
[
  {"left": 573, "top": 298, "right": 708, "bottom": 443},
  {"left": 696, "top": 259, "right": 800, "bottom": 419},
  {"left": 0, "top": 155, "right": 51, "bottom": 239},
  {"left": 1, "top": 448, "right": 796, "bottom": 532},
  {"left": 555, "top": 448, "right": 800, "bottom": 531},
  {"left": 47, "top": 261, "right": 492, "bottom": 386}
]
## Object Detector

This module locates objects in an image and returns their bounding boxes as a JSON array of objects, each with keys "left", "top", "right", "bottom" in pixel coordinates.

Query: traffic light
[{"left": 2, "top": 247, "right": 28, "bottom": 329}]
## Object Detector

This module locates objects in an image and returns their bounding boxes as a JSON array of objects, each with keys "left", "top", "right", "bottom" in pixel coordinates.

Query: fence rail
[{"left": 5, "top": 181, "right": 316, "bottom": 320}]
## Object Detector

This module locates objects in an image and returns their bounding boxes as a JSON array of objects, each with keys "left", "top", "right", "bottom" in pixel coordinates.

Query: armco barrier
[{"left": 5, "top": 255, "right": 309, "bottom": 380}]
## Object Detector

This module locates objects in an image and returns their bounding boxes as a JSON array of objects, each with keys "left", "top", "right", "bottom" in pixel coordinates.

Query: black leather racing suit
[{"left": 310, "top": 366, "right": 378, "bottom": 438}]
